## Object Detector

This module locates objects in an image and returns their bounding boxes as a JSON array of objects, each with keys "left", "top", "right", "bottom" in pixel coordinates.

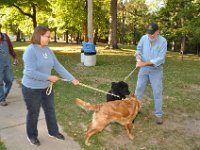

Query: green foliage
[
  {"left": 118, "top": 0, "right": 148, "bottom": 44},
  {"left": 0, "top": 0, "right": 199, "bottom": 53},
  {"left": 158, "top": 0, "right": 200, "bottom": 53},
  {"left": 0, "top": 0, "right": 52, "bottom": 32},
  {"left": 0, "top": 139, "right": 6, "bottom": 150}
]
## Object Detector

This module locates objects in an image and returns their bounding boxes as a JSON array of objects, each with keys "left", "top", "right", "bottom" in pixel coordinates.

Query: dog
[
  {"left": 75, "top": 94, "right": 141, "bottom": 146},
  {"left": 106, "top": 81, "right": 130, "bottom": 102}
]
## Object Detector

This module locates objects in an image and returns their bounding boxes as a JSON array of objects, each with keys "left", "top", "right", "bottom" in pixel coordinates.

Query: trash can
[{"left": 83, "top": 42, "right": 96, "bottom": 66}]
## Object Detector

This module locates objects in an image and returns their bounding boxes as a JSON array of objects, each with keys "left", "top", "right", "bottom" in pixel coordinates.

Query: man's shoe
[
  {"left": 27, "top": 137, "right": 40, "bottom": 146},
  {"left": 0, "top": 101, "right": 8, "bottom": 106},
  {"left": 48, "top": 133, "right": 65, "bottom": 140},
  {"left": 138, "top": 108, "right": 142, "bottom": 114},
  {"left": 155, "top": 117, "right": 163, "bottom": 125}
]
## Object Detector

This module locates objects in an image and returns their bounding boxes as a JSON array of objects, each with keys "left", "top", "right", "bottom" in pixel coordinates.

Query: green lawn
[
  {"left": 0, "top": 139, "right": 6, "bottom": 150},
  {"left": 10, "top": 41, "right": 200, "bottom": 150}
]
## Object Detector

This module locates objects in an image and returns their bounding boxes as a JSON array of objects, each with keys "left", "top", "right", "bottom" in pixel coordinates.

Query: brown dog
[{"left": 75, "top": 94, "right": 141, "bottom": 146}]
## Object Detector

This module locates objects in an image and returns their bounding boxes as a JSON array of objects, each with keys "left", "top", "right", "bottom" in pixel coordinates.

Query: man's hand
[
  {"left": 136, "top": 61, "right": 145, "bottom": 68},
  {"left": 136, "top": 61, "right": 153, "bottom": 68},
  {"left": 13, "top": 58, "right": 19, "bottom": 65}
]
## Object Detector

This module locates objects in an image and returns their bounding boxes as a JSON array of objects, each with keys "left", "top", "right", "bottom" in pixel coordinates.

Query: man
[
  {"left": 0, "top": 23, "right": 18, "bottom": 106},
  {"left": 134, "top": 23, "right": 167, "bottom": 124}
]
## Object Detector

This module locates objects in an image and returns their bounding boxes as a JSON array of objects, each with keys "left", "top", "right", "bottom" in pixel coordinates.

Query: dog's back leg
[
  {"left": 125, "top": 123, "right": 134, "bottom": 140},
  {"left": 85, "top": 119, "right": 108, "bottom": 146}
]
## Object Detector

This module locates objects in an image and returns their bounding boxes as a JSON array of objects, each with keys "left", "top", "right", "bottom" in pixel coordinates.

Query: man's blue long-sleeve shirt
[{"left": 136, "top": 34, "right": 167, "bottom": 67}]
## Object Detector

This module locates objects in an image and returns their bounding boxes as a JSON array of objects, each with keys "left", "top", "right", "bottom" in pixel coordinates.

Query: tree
[
  {"left": 108, "top": 0, "right": 118, "bottom": 49},
  {"left": 0, "top": 0, "right": 51, "bottom": 29},
  {"left": 123, "top": 0, "right": 148, "bottom": 44},
  {"left": 88, "top": 0, "right": 93, "bottom": 43},
  {"left": 158, "top": 0, "right": 200, "bottom": 56}
]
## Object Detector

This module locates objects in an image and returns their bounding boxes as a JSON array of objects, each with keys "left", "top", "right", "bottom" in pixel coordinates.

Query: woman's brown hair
[{"left": 31, "top": 25, "right": 50, "bottom": 44}]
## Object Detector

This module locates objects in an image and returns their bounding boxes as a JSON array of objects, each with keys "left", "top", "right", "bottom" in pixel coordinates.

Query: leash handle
[
  {"left": 46, "top": 82, "right": 53, "bottom": 95},
  {"left": 123, "top": 67, "right": 137, "bottom": 81},
  {"left": 46, "top": 78, "right": 69, "bottom": 95}
]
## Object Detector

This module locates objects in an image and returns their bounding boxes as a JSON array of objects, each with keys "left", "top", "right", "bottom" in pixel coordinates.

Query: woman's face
[{"left": 40, "top": 31, "right": 50, "bottom": 47}]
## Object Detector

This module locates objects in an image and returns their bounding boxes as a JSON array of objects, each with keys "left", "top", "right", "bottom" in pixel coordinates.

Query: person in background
[
  {"left": 0, "top": 23, "right": 19, "bottom": 106},
  {"left": 22, "top": 25, "right": 79, "bottom": 146},
  {"left": 134, "top": 22, "right": 167, "bottom": 124}
]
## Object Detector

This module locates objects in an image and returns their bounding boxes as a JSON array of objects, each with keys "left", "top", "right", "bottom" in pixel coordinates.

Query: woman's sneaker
[
  {"left": 27, "top": 137, "right": 40, "bottom": 146},
  {"left": 48, "top": 133, "right": 65, "bottom": 140},
  {"left": 0, "top": 101, "right": 8, "bottom": 106}
]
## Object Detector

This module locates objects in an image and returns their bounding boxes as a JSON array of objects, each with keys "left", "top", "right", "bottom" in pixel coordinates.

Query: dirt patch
[
  {"left": 103, "top": 128, "right": 138, "bottom": 150},
  {"left": 163, "top": 117, "right": 200, "bottom": 135},
  {"left": 101, "top": 114, "right": 200, "bottom": 150}
]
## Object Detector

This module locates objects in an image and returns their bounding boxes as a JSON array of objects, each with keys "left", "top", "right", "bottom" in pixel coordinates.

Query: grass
[
  {"left": 0, "top": 139, "right": 6, "bottom": 150},
  {"left": 10, "top": 41, "right": 200, "bottom": 150}
]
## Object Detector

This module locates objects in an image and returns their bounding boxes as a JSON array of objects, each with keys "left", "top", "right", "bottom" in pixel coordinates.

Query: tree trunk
[
  {"left": 65, "top": 30, "right": 68, "bottom": 44},
  {"left": 83, "top": 0, "right": 88, "bottom": 42},
  {"left": 54, "top": 30, "right": 57, "bottom": 43},
  {"left": 94, "top": 28, "right": 98, "bottom": 45},
  {"left": 13, "top": 4, "right": 37, "bottom": 29},
  {"left": 197, "top": 43, "right": 200, "bottom": 56},
  {"left": 32, "top": 5, "right": 37, "bottom": 29},
  {"left": 16, "top": 29, "right": 21, "bottom": 42},
  {"left": 121, "top": 4, "right": 125, "bottom": 44},
  {"left": 180, "top": 35, "right": 186, "bottom": 61},
  {"left": 88, "top": 0, "right": 93, "bottom": 43},
  {"left": 76, "top": 32, "right": 80, "bottom": 44},
  {"left": 108, "top": 0, "right": 118, "bottom": 49}
]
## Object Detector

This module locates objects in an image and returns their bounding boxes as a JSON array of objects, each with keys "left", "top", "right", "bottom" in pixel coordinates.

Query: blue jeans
[
  {"left": 0, "top": 65, "right": 13, "bottom": 102},
  {"left": 135, "top": 66, "right": 163, "bottom": 117},
  {"left": 22, "top": 85, "right": 59, "bottom": 139}
]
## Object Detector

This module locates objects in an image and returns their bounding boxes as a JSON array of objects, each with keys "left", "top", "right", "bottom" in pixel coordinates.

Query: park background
[{"left": 0, "top": 0, "right": 200, "bottom": 149}]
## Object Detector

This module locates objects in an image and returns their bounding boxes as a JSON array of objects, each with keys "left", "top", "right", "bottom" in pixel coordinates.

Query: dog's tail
[{"left": 75, "top": 98, "right": 100, "bottom": 112}]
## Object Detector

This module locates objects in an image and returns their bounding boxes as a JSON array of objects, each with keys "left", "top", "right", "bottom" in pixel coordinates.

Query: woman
[{"left": 22, "top": 25, "right": 79, "bottom": 146}]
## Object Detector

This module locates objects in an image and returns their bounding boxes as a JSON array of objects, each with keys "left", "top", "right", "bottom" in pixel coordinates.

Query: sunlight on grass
[
  {"left": 166, "top": 51, "right": 200, "bottom": 61},
  {"left": 13, "top": 41, "right": 137, "bottom": 56},
  {"left": 14, "top": 46, "right": 26, "bottom": 51}
]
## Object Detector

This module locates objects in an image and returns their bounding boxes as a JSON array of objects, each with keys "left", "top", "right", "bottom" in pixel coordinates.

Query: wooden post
[{"left": 88, "top": 0, "right": 93, "bottom": 43}]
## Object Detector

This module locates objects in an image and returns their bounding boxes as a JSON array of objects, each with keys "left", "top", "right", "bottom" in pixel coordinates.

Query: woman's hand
[
  {"left": 71, "top": 79, "right": 80, "bottom": 85},
  {"left": 48, "top": 75, "right": 59, "bottom": 83}
]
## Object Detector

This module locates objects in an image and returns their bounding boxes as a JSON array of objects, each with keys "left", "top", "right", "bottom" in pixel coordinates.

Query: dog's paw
[
  {"left": 129, "top": 134, "right": 134, "bottom": 140},
  {"left": 85, "top": 141, "right": 91, "bottom": 146}
]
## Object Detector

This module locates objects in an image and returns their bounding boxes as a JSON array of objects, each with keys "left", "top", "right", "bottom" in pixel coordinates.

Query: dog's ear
[
  {"left": 111, "top": 82, "right": 117, "bottom": 88},
  {"left": 111, "top": 82, "right": 116, "bottom": 85},
  {"left": 118, "top": 81, "right": 128, "bottom": 87}
]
